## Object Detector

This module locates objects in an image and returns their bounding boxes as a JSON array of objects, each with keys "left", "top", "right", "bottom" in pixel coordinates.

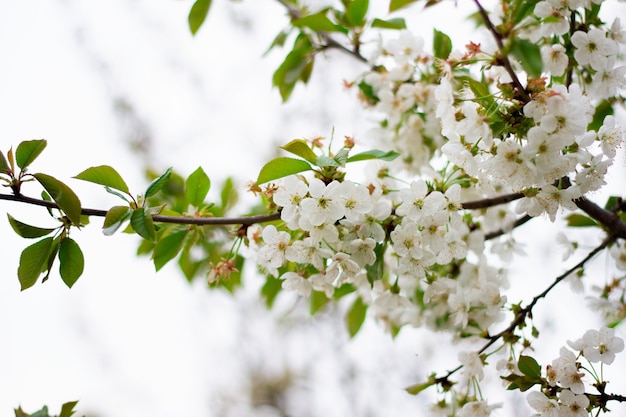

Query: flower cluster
[{"left": 526, "top": 327, "right": 624, "bottom": 417}]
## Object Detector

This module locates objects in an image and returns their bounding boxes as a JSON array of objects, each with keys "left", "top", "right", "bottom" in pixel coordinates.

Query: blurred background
[{"left": 0, "top": 1, "right": 624, "bottom": 416}]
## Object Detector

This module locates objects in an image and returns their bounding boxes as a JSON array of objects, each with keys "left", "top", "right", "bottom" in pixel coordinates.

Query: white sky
[{"left": 0, "top": 1, "right": 625, "bottom": 417}]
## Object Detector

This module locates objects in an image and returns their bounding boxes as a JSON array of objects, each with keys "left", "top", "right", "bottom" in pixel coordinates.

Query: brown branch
[
  {"left": 575, "top": 197, "right": 626, "bottom": 240},
  {"left": 484, "top": 214, "right": 533, "bottom": 240},
  {"left": 0, "top": 193, "right": 281, "bottom": 226},
  {"left": 461, "top": 192, "right": 524, "bottom": 210}
]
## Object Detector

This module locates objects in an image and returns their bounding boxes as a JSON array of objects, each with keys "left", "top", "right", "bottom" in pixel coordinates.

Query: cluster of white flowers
[{"left": 526, "top": 327, "right": 625, "bottom": 417}]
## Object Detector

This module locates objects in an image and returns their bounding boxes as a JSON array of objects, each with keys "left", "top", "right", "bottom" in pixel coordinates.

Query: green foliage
[
  {"left": 433, "top": 28, "right": 452, "bottom": 60},
  {"left": 33, "top": 173, "right": 82, "bottom": 226},
  {"left": 293, "top": 12, "right": 349, "bottom": 34},
  {"left": 346, "top": 149, "right": 400, "bottom": 163},
  {"left": 508, "top": 38, "right": 542, "bottom": 77},
  {"left": 18, "top": 237, "right": 55, "bottom": 290},
  {"left": 345, "top": 0, "right": 369, "bottom": 27},
  {"left": 565, "top": 213, "right": 598, "bottom": 227},
  {"left": 256, "top": 157, "right": 313, "bottom": 185},
  {"left": 15, "top": 139, "right": 47, "bottom": 170},
  {"left": 130, "top": 207, "right": 156, "bottom": 242},
  {"left": 272, "top": 34, "right": 314, "bottom": 102},
  {"left": 0, "top": 150, "right": 10, "bottom": 173},
  {"left": 145, "top": 167, "right": 172, "bottom": 198},
  {"left": 7, "top": 214, "right": 57, "bottom": 238},
  {"left": 153, "top": 229, "right": 187, "bottom": 271},
  {"left": 370, "top": 17, "right": 407, "bottom": 29},
  {"left": 589, "top": 100, "right": 614, "bottom": 132},
  {"left": 14, "top": 401, "right": 78, "bottom": 417},
  {"left": 74, "top": 165, "right": 130, "bottom": 194},
  {"left": 502, "top": 355, "right": 543, "bottom": 391},
  {"left": 389, "top": 0, "right": 421, "bottom": 13},
  {"left": 281, "top": 139, "right": 319, "bottom": 164},
  {"left": 185, "top": 166, "right": 211, "bottom": 207},
  {"left": 345, "top": 296, "right": 367, "bottom": 337},
  {"left": 102, "top": 206, "right": 133, "bottom": 236},
  {"left": 59, "top": 238, "right": 85, "bottom": 288},
  {"left": 188, "top": 0, "right": 212, "bottom": 35}
]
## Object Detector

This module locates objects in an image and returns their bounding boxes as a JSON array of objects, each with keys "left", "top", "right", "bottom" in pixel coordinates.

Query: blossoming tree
[{"left": 4, "top": 0, "right": 626, "bottom": 415}]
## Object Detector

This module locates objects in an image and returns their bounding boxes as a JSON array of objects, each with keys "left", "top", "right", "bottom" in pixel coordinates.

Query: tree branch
[{"left": 0, "top": 192, "right": 281, "bottom": 226}]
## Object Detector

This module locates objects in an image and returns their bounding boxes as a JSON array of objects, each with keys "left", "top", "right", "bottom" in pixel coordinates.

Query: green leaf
[
  {"left": 263, "top": 30, "right": 290, "bottom": 57},
  {"left": 293, "top": 13, "right": 349, "bottom": 34},
  {"left": 588, "top": 100, "right": 614, "bottom": 132},
  {"left": 261, "top": 276, "right": 283, "bottom": 308},
  {"left": 185, "top": 166, "right": 211, "bottom": 207},
  {"left": 433, "top": 28, "right": 452, "bottom": 59},
  {"left": 565, "top": 213, "right": 598, "bottom": 227},
  {"left": 315, "top": 154, "right": 341, "bottom": 167},
  {"left": 281, "top": 139, "right": 319, "bottom": 164},
  {"left": 346, "top": 149, "right": 400, "bottom": 163},
  {"left": 604, "top": 195, "right": 620, "bottom": 211},
  {"left": 346, "top": 296, "right": 367, "bottom": 337},
  {"left": 58, "top": 401, "right": 79, "bottom": 417},
  {"left": 389, "top": 0, "right": 420, "bottom": 12},
  {"left": 59, "top": 238, "right": 84, "bottom": 288},
  {"left": 256, "top": 157, "right": 312, "bottom": 185},
  {"left": 103, "top": 205, "right": 132, "bottom": 236},
  {"left": 153, "top": 230, "right": 187, "bottom": 271},
  {"left": 131, "top": 207, "right": 156, "bottom": 241},
  {"left": 405, "top": 378, "right": 436, "bottom": 395},
  {"left": 462, "top": 76, "right": 495, "bottom": 109},
  {"left": 517, "top": 355, "right": 541, "bottom": 379},
  {"left": 7, "top": 214, "right": 57, "bottom": 238},
  {"left": 33, "top": 173, "right": 82, "bottom": 226},
  {"left": 145, "top": 167, "right": 172, "bottom": 198},
  {"left": 509, "top": 38, "right": 542, "bottom": 77},
  {"left": 15, "top": 139, "right": 47, "bottom": 170},
  {"left": 188, "top": 0, "right": 212, "bottom": 35},
  {"left": 18, "top": 237, "right": 54, "bottom": 290},
  {"left": 310, "top": 290, "right": 329, "bottom": 315},
  {"left": 370, "top": 17, "right": 406, "bottom": 30},
  {"left": 0, "top": 150, "right": 9, "bottom": 174},
  {"left": 273, "top": 35, "right": 314, "bottom": 101},
  {"left": 346, "top": 0, "right": 369, "bottom": 27},
  {"left": 220, "top": 176, "right": 238, "bottom": 212},
  {"left": 74, "top": 165, "right": 130, "bottom": 194}
]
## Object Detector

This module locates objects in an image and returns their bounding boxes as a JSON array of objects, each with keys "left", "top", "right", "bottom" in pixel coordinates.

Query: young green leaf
[
  {"left": 130, "top": 207, "right": 156, "bottom": 241},
  {"left": 346, "top": 0, "right": 369, "bottom": 27},
  {"left": 256, "top": 157, "right": 312, "bottom": 185},
  {"left": 310, "top": 290, "right": 329, "bottom": 315},
  {"left": 565, "top": 213, "right": 598, "bottom": 227},
  {"left": 346, "top": 149, "right": 400, "bottom": 163},
  {"left": 74, "top": 165, "right": 130, "bottom": 194},
  {"left": 272, "top": 36, "right": 314, "bottom": 101},
  {"left": 18, "top": 237, "right": 54, "bottom": 291},
  {"left": 15, "top": 139, "right": 47, "bottom": 170},
  {"left": 7, "top": 214, "right": 57, "bottom": 238},
  {"left": 145, "top": 167, "right": 172, "bottom": 198},
  {"left": 0, "top": 150, "right": 9, "bottom": 174},
  {"left": 153, "top": 230, "right": 187, "bottom": 271},
  {"left": 370, "top": 17, "right": 407, "bottom": 30},
  {"left": 281, "top": 139, "right": 319, "bottom": 164},
  {"left": 33, "top": 173, "right": 82, "bottom": 226},
  {"left": 293, "top": 13, "right": 349, "bottom": 34},
  {"left": 405, "top": 378, "right": 436, "bottom": 395},
  {"left": 517, "top": 355, "right": 541, "bottom": 379},
  {"left": 345, "top": 296, "right": 367, "bottom": 337},
  {"left": 509, "top": 38, "right": 542, "bottom": 77},
  {"left": 59, "top": 238, "right": 85, "bottom": 288},
  {"left": 433, "top": 28, "right": 452, "bottom": 59},
  {"left": 103, "top": 206, "right": 132, "bottom": 236},
  {"left": 389, "top": 0, "right": 420, "bottom": 12},
  {"left": 261, "top": 276, "right": 283, "bottom": 308},
  {"left": 188, "top": 0, "right": 212, "bottom": 35},
  {"left": 58, "top": 401, "right": 79, "bottom": 417},
  {"left": 185, "top": 166, "right": 211, "bottom": 207}
]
